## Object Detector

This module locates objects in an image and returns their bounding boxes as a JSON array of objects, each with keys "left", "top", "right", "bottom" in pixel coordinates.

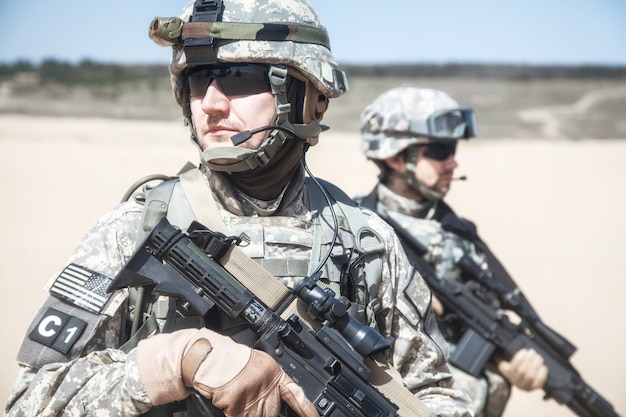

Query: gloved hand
[
  {"left": 136, "top": 328, "right": 319, "bottom": 417},
  {"left": 497, "top": 348, "right": 548, "bottom": 391}
]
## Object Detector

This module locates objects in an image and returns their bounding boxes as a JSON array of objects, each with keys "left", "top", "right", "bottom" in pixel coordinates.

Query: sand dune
[{"left": 1, "top": 114, "right": 624, "bottom": 416}]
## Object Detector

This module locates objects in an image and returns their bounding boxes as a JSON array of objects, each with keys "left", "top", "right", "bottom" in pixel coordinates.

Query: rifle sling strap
[
  {"left": 179, "top": 169, "right": 291, "bottom": 310},
  {"left": 179, "top": 168, "right": 435, "bottom": 417}
]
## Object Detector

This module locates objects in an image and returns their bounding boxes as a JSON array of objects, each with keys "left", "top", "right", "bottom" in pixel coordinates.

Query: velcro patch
[
  {"left": 49, "top": 263, "right": 113, "bottom": 314},
  {"left": 28, "top": 307, "right": 87, "bottom": 354}
]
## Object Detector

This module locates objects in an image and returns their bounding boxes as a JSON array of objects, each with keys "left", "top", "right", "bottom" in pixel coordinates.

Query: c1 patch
[
  {"left": 28, "top": 307, "right": 87, "bottom": 354},
  {"left": 49, "top": 263, "right": 113, "bottom": 314}
]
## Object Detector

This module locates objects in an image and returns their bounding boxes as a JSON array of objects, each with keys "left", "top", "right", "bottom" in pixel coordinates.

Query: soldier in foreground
[
  {"left": 357, "top": 85, "right": 548, "bottom": 417},
  {"left": 5, "top": 2, "right": 472, "bottom": 417}
]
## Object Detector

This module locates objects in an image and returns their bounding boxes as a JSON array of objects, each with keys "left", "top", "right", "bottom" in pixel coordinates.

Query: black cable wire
[
  {"left": 120, "top": 174, "right": 173, "bottom": 203},
  {"left": 232, "top": 124, "right": 339, "bottom": 276}
]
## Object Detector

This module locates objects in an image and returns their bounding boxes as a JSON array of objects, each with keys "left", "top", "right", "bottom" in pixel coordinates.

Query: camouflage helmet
[
  {"left": 150, "top": 0, "right": 348, "bottom": 118},
  {"left": 360, "top": 85, "right": 477, "bottom": 160}
]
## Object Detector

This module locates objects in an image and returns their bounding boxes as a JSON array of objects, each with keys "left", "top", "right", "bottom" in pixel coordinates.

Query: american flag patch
[{"left": 49, "top": 263, "right": 113, "bottom": 314}]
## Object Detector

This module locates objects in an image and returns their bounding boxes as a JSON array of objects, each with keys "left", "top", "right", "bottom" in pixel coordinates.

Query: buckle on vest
[
  {"left": 187, "top": 220, "right": 247, "bottom": 259},
  {"left": 355, "top": 226, "right": 385, "bottom": 255}
]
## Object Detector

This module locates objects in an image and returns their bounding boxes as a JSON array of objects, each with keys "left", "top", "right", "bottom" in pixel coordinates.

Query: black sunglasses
[
  {"left": 421, "top": 141, "right": 458, "bottom": 161},
  {"left": 187, "top": 64, "right": 271, "bottom": 97}
]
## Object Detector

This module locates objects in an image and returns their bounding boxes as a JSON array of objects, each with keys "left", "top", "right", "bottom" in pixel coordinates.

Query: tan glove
[
  {"left": 137, "top": 328, "right": 319, "bottom": 417},
  {"left": 497, "top": 348, "right": 548, "bottom": 391}
]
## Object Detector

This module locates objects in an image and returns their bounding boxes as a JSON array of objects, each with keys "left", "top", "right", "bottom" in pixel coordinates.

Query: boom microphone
[
  {"left": 230, "top": 125, "right": 277, "bottom": 145},
  {"left": 453, "top": 175, "right": 467, "bottom": 181},
  {"left": 231, "top": 123, "right": 329, "bottom": 146},
  {"left": 229, "top": 123, "right": 341, "bottom": 277},
  {"left": 231, "top": 125, "right": 309, "bottom": 145}
]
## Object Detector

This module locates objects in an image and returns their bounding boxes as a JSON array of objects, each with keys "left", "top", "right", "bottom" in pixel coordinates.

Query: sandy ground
[{"left": 1, "top": 114, "right": 624, "bottom": 417}]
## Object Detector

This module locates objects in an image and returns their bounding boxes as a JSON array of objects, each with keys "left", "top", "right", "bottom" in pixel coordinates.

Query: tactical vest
[{"left": 133, "top": 170, "right": 385, "bottom": 328}]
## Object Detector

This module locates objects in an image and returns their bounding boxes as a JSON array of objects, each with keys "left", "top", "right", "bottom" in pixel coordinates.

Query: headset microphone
[
  {"left": 230, "top": 123, "right": 340, "bottom": 276},
  {"left": 453, "top": 175, "right": 467, "bottom": 181},
  {"left": 230, "top": 126, "right": 273, "bottom": 145},
  {"left": 231, "top": 125, "right": 311, "bottom": 145},
  {"left": 231, "top": 124, "right": 338, "bottom": 276}
]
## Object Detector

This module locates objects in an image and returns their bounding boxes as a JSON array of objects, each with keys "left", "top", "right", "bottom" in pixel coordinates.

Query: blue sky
[{"left": 1, "top": 0, "right": 625, "bottom": 66}]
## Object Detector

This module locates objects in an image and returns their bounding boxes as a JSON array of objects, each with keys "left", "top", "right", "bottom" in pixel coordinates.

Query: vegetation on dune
[
  {"left": 2, "top": 59, "right": 625, "bottom": 84},
  {"left": 1, "top": 59, "right": 625, "bottom": 139}
]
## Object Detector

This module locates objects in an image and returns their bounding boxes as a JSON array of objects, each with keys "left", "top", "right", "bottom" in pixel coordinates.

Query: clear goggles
[
  {"left": 187, "top": 64, "right": 271, "bottom": 97},
  {"left": 410, "top": 107, "right": 478, "bottom": 139}
]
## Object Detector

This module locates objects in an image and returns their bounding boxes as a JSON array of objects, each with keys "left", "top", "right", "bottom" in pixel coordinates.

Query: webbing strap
[
  {"left": 178, "top": 168, "right": 435, "bottom": 417},
  {"left": 120, "top": 313, "right": 159, "bottom": 353},
  {"left": 179, "top": 169, "right": 289, "bottom": 310},
  {"left": 280, "top": 298, "right": 435, "bottom": 417},
  {"left": 182, "top": 22, "right": 331, "bottom": 48}
]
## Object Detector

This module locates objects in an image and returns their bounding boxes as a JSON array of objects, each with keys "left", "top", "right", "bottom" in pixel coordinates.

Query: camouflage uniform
[
  {"left": 360, "top": 184, "right": 511, "bottom": 417},
  {"left": 6, "top": 168, "right": 473, "bottom": 417},
  {"left": 6, "top": 3, "right": 472, "bottom": 417},
  {"left": 358, "top": 85, "right": 512, "bottom": 417}
]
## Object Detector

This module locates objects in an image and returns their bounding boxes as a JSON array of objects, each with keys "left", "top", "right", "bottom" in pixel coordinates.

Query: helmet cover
[
  {"left": 361, "top": 85, "right": 476, "bottom": 160},
  {"left": 153, "top": 0, "right": 348, "bottom": 108}
]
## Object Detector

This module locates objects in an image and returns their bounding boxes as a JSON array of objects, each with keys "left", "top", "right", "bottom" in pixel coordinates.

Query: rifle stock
[
  {"left": 109, "top": 217, "right": 401, "bottom": 417},
  {"left": 380, "top": 211, "right": 620, "bottom": 417}
]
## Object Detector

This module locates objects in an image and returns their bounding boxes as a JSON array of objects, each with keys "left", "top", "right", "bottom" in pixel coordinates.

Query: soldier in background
[
  {"left": 358, "top": 85, "right": 548, "bottom": 417},
  {"left": 5, "top": 3, "right": 473, "bottom": 417}
]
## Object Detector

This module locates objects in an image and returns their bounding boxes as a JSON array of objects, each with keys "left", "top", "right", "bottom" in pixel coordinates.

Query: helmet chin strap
[
  {"left": 404, "top": 147, "right": 444, "bottom": 202},
  {"left": 201, "top": 128, "right": 287, "bottom": 172},
  {"left": 407, "top": 175, "right": 444, "bottom": 201}
]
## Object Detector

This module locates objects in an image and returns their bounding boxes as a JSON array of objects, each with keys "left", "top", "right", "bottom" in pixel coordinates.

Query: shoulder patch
[
  {"left": 49, "top": 263, "right": 113, "bottom": 314},
  {"left": 28, "top": 307, "right": 87, "bottom": 354}
]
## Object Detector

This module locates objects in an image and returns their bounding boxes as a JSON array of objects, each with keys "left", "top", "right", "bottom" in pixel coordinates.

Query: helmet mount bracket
[{"left": 184, "top": 0, "right": 224, "bottom": 67}]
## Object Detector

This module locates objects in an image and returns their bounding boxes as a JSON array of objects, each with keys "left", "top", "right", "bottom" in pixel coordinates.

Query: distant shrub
[{"left": 0, "top": 59, "right": 168, "bottom": 86}]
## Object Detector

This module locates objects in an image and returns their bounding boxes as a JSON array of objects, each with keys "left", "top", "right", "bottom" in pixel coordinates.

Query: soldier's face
[
  {"left": 413, "top": 145, "right": 459, "bottom": 196},
  {"left": 189, "top": 79, "right": 276, "bottom": 153}
]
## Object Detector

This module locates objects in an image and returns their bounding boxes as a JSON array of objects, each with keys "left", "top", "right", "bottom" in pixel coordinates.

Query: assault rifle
[
  {"left": 381, "top": 213, "right": 620, "bottom": 417},
  {"left": 108, "top": 217, "right": 401, "bottom": 417}
]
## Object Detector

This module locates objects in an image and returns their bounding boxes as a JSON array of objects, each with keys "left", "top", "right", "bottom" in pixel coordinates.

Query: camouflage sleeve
[
  {"left": 5, "top": 202, "right": 156, "bottom": 417},
  {"left": 5, "top": 350, "right": 152, "bottom": 417},
  {"left": 363, "top": 209, "right": 474, "bottom": 417},
  {"left": 65, "top": 201, "right": 145, "bottom": 278}
]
